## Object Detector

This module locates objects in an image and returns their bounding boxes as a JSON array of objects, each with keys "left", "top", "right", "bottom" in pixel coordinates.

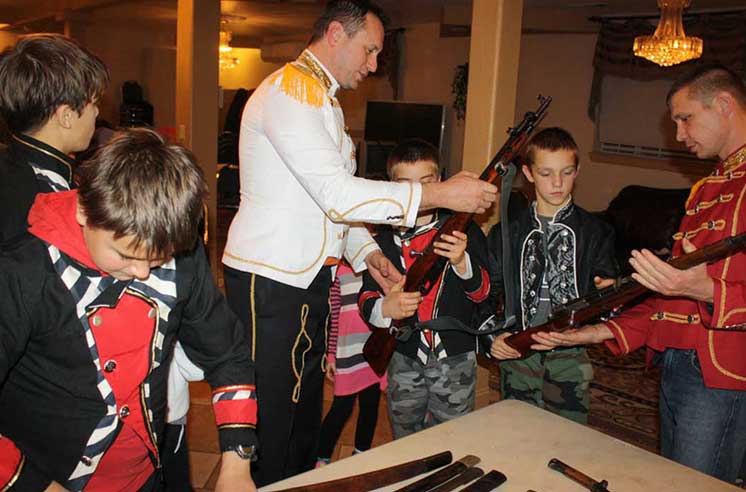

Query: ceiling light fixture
[
  {"left": 633, "top": 0, "right": 703, "bottom": 67},
  {"left": 219, "top": 30, "right": 239, "bottom": 71}
]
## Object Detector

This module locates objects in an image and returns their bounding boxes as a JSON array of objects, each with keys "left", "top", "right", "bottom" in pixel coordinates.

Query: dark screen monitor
[
  {"left": 364, "top": 101, "right": 445, "bottom": 148},
  {"left": 360, "top": 101, "right": 445, "bottom": 178}
]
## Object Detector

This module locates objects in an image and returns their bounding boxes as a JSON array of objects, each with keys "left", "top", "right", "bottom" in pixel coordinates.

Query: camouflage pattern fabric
[
  {"left": 499, "top": 347, "right": 592, "bottom": 424},
  {"left": 387, "top": 351, "right": 476, "bottom": 439}
]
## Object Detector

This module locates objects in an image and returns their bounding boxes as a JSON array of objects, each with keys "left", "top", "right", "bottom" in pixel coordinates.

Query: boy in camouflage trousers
[
  {"left": 358, "top": 139, "right": 491, "bottom": 438},
  {"left": 486, "top": 127, "right": 618, "bottom": 424}
]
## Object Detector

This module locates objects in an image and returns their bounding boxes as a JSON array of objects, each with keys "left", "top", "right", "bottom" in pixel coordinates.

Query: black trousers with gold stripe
[{"left": 224, "top": 265, "right": 332, "bottom": 487}]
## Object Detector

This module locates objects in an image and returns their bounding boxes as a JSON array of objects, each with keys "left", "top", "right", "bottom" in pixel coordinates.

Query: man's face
[
  {"left": 333, "top": 13, "right": 384, "bottom": 90},
  {"left": 77, "top": 204, "right": 171, "bottom": 281},
  {"left": 522, "top": 148, "right": 578, "bottom": 216},
  {"left": 670, "top": 88, "right": 728, "bottom": 160},
  {"left": 68, "top": 101, "right": 99, "bottom": 153}
]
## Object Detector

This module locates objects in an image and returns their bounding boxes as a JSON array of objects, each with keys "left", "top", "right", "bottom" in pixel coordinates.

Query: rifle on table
[
  {"left": 271, "top": 451, "right": 452, "bottom": 492},
  {"left": 363, "top": 95, "right": 552, "bottom": 377},
  {"left": 505, "top": 232, "right": 746, "bottom": 357}
]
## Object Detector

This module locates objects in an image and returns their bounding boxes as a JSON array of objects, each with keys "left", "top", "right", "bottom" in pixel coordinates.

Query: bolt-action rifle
[
  {"left": 505, "top": 232, "right": 746, "bottom": 357},
  {"left": 363, "top": 96, "right": 552, "bottom": 376}
]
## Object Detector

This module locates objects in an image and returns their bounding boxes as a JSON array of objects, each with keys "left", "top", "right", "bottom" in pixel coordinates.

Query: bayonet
[{"left": 548, "top": 458, "right": 610, "bottom": 492}]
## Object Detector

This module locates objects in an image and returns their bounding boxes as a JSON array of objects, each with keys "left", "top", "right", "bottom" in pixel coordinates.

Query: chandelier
[
  {"left": 219, "top": 30, "right": 240, "bottom": 71},
  {"left": 633, "top": 0, "right": 703, "bottom": 67}
]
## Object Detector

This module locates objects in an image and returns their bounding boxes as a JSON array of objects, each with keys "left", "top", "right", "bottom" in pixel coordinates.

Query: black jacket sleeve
[{"left": 176, "top": 244, "right": 258, "bottom": 452}]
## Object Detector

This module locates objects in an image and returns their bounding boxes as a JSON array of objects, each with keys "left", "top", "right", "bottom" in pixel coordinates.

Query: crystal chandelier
[
  {"left": 219, "top": 30, "right": 240, "bottom": 71},
  {"left": 633, "top": 0, "right": 703, "bottom": 67}
]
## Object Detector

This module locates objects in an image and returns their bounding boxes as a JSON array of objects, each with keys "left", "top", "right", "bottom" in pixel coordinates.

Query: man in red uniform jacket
[{"left": 533, "top": 64, "right": 746, "bottom": 483}]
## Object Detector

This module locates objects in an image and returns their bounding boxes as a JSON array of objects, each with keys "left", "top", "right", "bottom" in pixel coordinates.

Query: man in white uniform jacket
[{"left": 222, "top": 1, "right": 496, "bottom": 485}]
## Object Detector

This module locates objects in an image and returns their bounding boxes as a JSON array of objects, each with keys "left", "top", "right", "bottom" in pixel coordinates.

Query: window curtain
[{"left": 588, "top": 11, "right": 746, "bottom": 120}]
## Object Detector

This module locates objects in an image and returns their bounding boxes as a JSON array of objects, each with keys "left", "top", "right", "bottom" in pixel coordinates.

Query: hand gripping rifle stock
[
  {"left": 363, "top": 95, "right": 552, "bottom": 376},
  {"left": 505, "top": 231, "right": 746, "bottom": 357}
]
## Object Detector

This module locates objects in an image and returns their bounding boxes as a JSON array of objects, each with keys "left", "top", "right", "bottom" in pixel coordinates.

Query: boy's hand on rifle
[
  {"left": 382, "top": 278, "right": 422, "bottom": 320},
  {"left": 594, "top": 276, "right": 615, "bottom": 289},
  {"left": 434, "top": 231, "right": 468, "bottom": 275},
  {"left": 628, "top": 238, "right": 714, "bottom": 302},
  {"left": 490, "top": 332, "right": 522, "bottom": 360},
  {"left": 530, "top": 323, "right": 614, "bottom": 350},
  {"left": 365, "top": 250, "right": 404, "bottom": 295}
]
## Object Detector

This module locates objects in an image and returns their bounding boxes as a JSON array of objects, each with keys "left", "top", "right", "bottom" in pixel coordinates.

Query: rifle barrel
[
  {"left": 504, "top": 232, "right": 746, "bottom": 356},
  {"left": 361, "top": 96, "right": 553, "bottom": 375}
]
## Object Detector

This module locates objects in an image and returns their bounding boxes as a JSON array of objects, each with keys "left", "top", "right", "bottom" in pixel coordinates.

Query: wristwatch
[{"left": 227, "top": 444, "right": 258, "bottom": 461}]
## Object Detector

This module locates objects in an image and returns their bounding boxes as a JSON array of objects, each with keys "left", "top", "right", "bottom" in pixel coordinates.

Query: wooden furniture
[{"left": 262, "top": 399, "right": 732, "bottom": 491}]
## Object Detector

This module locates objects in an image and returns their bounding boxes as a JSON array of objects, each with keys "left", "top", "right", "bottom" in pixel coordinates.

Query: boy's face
[
  {"left": 67, "top": 101, "right": 99, "bottom": 153},
  {"left": 390, "top": 160, "right": 440, "bottom": 185},
  {"left": 77, "top": 205, "right": 171, "bottom": 281},
  {"left": 522, "top": 148, "right": 578, "bottom": 215}
]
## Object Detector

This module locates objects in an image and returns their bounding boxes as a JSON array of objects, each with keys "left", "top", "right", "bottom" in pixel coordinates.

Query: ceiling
[{"left": 0, "top": 0, "right": 744, "bottom": 47}]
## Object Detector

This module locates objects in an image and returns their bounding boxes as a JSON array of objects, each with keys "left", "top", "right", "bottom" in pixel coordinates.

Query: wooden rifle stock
[
  {"left": 505, "top": 232, "right": 746, "bottom": 357},
  {"left": 271, "top": 451, "right": 452, "bottom": 492},
  {"left": 363, "top": 96, "right": 552, "bottom": 376}
]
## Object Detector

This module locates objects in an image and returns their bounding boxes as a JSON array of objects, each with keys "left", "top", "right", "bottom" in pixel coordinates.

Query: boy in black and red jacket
[
  {"left": 0, "top": 129, "right": 257, "bottom": 492},
  {"left": 358, "top": 139, "right": 490, "bottom": 438},
  {"left": 0, "top": 34, "right": 109, "bottom": 248}
]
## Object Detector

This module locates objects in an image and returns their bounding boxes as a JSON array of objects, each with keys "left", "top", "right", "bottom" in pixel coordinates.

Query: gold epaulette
[{"left": 269, "top": 63, "right": 327, "bottom": 108}]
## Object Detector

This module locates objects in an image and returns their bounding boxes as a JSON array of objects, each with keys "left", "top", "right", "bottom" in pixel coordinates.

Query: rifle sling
[
  {"left": 394, "top": 316, "right": 507, "bottom": 342},
  {"left": 498, "top": 162, "right": 518, "bottom": 331}
]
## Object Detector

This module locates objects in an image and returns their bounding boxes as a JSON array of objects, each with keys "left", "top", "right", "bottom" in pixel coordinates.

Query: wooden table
[{"left": 262, "top": 400, "right": 733, "bottom": 491}]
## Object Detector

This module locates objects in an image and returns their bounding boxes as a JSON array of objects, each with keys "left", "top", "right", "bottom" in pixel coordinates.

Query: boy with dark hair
[
  {"left": 358, "top": 139, "right": 491, "bottom": 438},
  {"left": 0, "top": 128, "right": 257, "bottom": 492},
  {"left": 486, "top": 127, "right": 618, "bottom": 424},
  {"left": 0, "top": 33, "right": 109, "bottom": 246}
]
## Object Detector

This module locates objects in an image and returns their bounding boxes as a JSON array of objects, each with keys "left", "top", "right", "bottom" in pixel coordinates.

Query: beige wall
[
  {"left": 514, "top": 32, "right": 699, "bottom": 212},
  {"left": 398, "top": 23, "right": 470, "bottom": 177},
  {"left": 0, "top": 32, "right": 17, "bottom": 51},
  {"left": 78, "top": 23, "right": 177, "bottom": 130},
  {"left": 218, "top": 47, "right": 283, "bottom": 91},
  {"left": 337, "top": 22, "right": 470, "bottom": 176}
]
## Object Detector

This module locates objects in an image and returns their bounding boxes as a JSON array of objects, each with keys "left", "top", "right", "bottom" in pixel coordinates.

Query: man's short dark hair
[
  {"left": 77, "top": 128, "right": 207, "bottom": 258},
  {"left": 523, "top": 127, "right": 579, "bottom": 167},
  {"left": 0, "top": 34, "right": 109, "bottom": 134},
  {"left": 386, "top": 138, "right": 440, "bottom": 178},
  {"left": 666, "top": 64, "right": 746, "bottom": 109},
  {"left": 309, "top": 0, "right": 388, "bottom": 45}
]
